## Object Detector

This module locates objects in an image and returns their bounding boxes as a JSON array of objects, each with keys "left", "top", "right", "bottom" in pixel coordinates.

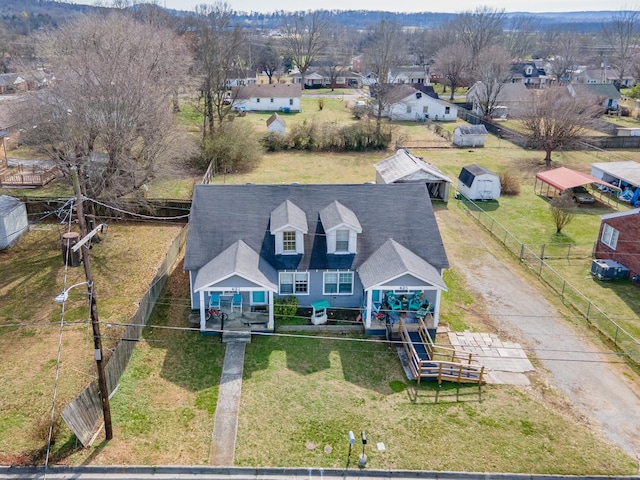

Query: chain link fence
[{"left": 459, "top": 198, "right": 640, "bottom": 368}]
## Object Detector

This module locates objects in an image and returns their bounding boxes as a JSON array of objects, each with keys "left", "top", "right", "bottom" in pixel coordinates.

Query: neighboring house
[
  {"left": 567, "top": 83, "right": 621, "bottom": 111},
  {"left": 232, "top": 83, "right": 302, "bottom": 112},
  {"left": 374, "top": 149, "right": 453, "bottom": 202},
  {"left": 290, "top": 71, "right": 327, "bottom": 88},
  {"left": 574, "top": 66, "right": 635, "bottom": 87},
  {"left": 357, "top": 71, "right": 378, "bottom": 87},
  {"left": 453, "top": 125, "right": 488, "bottom": 148},
  {"left": 594, "top": 209, "right": 640, "bottom": 279},
  {"left": 0, "top": 101, "right": 21, "bottom": 149},
  {"left": 0, "top": 74, "right": 27, "bottom": 95},
  {"left": 465, "top": 82, "right": 528, "bottom": 118},
  {"left": 266, "top": 112, "right": 286, "bottom": 135},
  {"left": 375, "top": 84, "right": 457, "bottom": 121},
  {"left": 225, "top": 69, "right": 258, "bottom": 88},
  {"left": 351, "top": 54, "right": 365, "bottom": 72},
  {"left": 184, "top": 183, "right": 449, "bottom": 333},
  {"left": 389, "top": 67, "right": 429, "bottom": 84},
  {"left": 510, "top": 62, "right": 548, "bottom": 87}
]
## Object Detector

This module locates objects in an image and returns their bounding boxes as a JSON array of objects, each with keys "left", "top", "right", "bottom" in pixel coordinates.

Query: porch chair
[
  {"left": 231, "top": 293, "right": 243, "bottom": 313},
  {"left": 209, "top": 293, "right": 221, "bottom": 310},
  {"left": 408, "top": 292, "right": 424, "bottom": 311},
  {"left": 385, "top": 292, "right": 402, "bottom": 311}
]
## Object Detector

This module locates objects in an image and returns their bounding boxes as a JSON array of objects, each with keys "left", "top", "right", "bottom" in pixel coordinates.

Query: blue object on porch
[
  {"left": 252, "top": 291, "right": 266, "bottom": 303},
  {"left": 209, "top": 293, "right": 221, "bottom": 309},
  {"left": 385, "top": 292, "right": 402, "bottom": 311},
  {"left": 231, "top": 293, "right": 243, "bottom": 312},
  {"left": 408, "top": 293, "right": 424, "bottom": 311}
]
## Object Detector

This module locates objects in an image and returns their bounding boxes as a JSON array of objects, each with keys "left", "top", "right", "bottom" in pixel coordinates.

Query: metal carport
[{"left": 534, "top": 167, "right": 620, "bottom": 205}]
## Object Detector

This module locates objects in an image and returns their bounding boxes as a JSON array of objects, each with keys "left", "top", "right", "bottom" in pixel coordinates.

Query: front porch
[{"left": 190, "top": 306, "right": 271, "bottom": 336}]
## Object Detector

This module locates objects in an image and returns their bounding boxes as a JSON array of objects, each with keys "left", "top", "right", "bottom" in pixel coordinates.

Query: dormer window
[
  {"left": 525, "top": 65, "right": 533, "bottom": 75},
  {"left": 270, "top": 200, "right": 308, "bottom": 255},
  {"left": 320, "top": 201, "right": 362, "bottom": 255}
]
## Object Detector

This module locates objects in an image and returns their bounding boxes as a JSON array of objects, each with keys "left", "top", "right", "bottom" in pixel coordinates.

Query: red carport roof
[{"left": 535, "top": 167, "right": 620, "bottom": 191}]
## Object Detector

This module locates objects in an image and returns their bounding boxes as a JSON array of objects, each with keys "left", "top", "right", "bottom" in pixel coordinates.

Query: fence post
[
  {"left": 586, "top": 302, "right": 591, "bottom": 321},
  {"left": 561, "top": 280, "right": 566, "bottom": 299},
  {"left": 519, "top": 244, "right": 525, "bottom": 260},
  {"left": 567, "top": 244, "right": 571, "bottom": 259},
  {"left": 540, "top": 244, "right": 546, "bottom": 259}
]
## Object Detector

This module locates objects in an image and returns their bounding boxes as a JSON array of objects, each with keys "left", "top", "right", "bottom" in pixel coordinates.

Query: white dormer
[
  {"left": 320, "top": 201, "right": 362, "bottom": 254},
  {"left": 270, "top": 200, "right": 308, "bottom": 255},
  {"left": 525, "top": 65, "right": 533, "bottom": 76}
]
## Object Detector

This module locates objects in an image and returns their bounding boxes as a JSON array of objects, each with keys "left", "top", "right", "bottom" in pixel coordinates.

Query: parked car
[{"left": 569, "top": 186, "right": 595, "bottom": 204}]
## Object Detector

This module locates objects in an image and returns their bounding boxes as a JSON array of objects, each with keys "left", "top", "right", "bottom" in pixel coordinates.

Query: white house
[
  {"left": 266, "top": 112, "right": 286, "bottom": 135},
  {"left": 375, "top": 85, "right": 457, "bottom": 121},
  {"left": 232, "top": 84, "right": 302, "bottom": 112},
  {"left": 466, "top": 82, "right": 529, "bottom": 119},
  {"left": 388, "top": 67, "right": 429, "bottom": 84}
]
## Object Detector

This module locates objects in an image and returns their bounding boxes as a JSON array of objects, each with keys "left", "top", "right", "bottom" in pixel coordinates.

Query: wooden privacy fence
[{"left": 61, "top": 225, "right": 188, "bottom": 446}]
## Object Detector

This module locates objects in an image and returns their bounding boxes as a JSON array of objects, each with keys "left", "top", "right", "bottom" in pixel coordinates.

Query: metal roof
[
  {"left": 591, "top": 161, "right": 640, "bottom": 188},
  {"left": 375, "top": 149, "right": 453, "bottom": 184},
  {"left": 537, "top": 167, "right": 620, "bottom": 191}
]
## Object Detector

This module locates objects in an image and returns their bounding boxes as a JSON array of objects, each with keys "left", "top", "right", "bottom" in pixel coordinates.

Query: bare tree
[
  {"left": 256, "top": 40, "right": 281, "bottom": 84},
  {"left": 433, "top": 43, "right": 472, "bottom": 101},
  {"left": 550, "top": 193, "right": 576, "bottom": 233},
  {"left": 504, "top": 15, "right": 541, "bottom": 59},
  {"left": 365, "top": 19, "right": 407, "bottom": 132},
  {"left": 191, "top": 3, "right": 247, "bottom": 136},
  {"left": 471, "top": 46, "right": 513, "bottom": 120},
  {"left": 602, "top": 10, "right": 640, "bottom": 87},
  {"left": 519, "top": 86, "right": 602, "bottom": 167},
  {"left": 281, "top": 12, "right": 330, "bottom": 88},
  {"left": 17, "top": 13, "right": 190, "bottom": 200},
  {"left": 452, "top": 6, "right": 506, "bottom": 71},
  {"left": 318, "top": 25, "right": 353, "bottom": 91},
  {"left": 541, "top": 30, "right": 591, "bottom": 83}
]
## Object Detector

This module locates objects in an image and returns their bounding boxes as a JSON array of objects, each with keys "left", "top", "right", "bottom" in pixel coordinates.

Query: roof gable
[
  {"left": 270, "top": 199, "right": 308, "bottom": 233},
  {"left": 320, "top": 200, "right": 362, "bottom": 232},
  {"left": 375, "top": 149, "right": 452, "bottom": 184},
  {"left": 232, "top": 83, "right": 301, "bottom": 100},
  {"left": 266, "top": 112, "right": 285, "bottom": 127}
]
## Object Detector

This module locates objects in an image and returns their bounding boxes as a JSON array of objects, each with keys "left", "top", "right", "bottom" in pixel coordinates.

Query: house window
[
  {"left": 601, "top": 224, "right": 619, "bottom": 250},
  {"left": 335, "top": 229, "right": 350, "bottom": 252},
  {"left": 282, "top": 231, "right": 297, "bottom": 253},
  {"left": 270, "top": 98, "right": 274, "bottom": 103},
  {"left": 406, "top": 106, "right": 412, "bottom": 114},
  {"left": 289, "top": 99, "right": 293, "bottom": 105},
  {"left": 323, "top": 272, "right": 353, "bottom": 295},
  {"left": 423, "top": 106, "right": 428, "bottom": 114},
  {"left": 445, "top": 106, "right": 450, "bottom": 114},
  {"left": 279, "top": 272, "right": 309, "bottom": 295},
  {"left": 256, "top": 98, "right": 260, "bottom": 103}
]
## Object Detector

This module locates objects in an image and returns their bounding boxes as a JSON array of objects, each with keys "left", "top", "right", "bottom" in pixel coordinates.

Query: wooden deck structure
[
  {"left": 0, "top": 165, "right": 59, "bottom": 187},
  {"left": 398, "top": 318, "right": 486, "bottom": 387}
]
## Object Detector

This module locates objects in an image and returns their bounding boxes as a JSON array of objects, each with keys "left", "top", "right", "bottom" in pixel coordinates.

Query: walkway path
[{"left": 209, "top": 341, "right": 247, "bottom": 466}]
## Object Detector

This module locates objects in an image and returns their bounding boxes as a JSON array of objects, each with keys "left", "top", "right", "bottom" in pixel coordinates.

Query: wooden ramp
[{"left": 398, "top": 318, "right": 485, "bottom": 386}]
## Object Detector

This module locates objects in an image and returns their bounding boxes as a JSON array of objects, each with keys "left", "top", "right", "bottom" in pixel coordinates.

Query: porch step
[{"left": 222, "top": 330, "right": 252, "bottom": 343}]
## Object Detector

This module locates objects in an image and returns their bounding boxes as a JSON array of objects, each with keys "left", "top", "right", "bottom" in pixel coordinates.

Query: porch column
[
  {"left": 433, "top": 288, "right": 442, "bottom": 329},
  {"left": 268, "top": 290, "right": 274, "bottom": 329},
  {"left": 199, "top": 291, "right": 206, "bottom": 331},
  {"left": 364, "top": 289, "right": 373, "bottom": 329}
]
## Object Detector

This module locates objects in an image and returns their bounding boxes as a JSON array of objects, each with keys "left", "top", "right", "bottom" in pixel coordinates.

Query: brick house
[{"left": 594, "top": 209, "right": 640, "bottom": 278}]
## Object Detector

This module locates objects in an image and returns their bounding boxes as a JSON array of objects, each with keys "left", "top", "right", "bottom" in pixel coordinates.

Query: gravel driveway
[{"left": 437, "top": 208, "right": 640, "bottom": 461}]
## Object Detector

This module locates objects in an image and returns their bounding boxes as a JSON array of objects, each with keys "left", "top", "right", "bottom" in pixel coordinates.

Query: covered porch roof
[
  {"left": 535, "top": 167, "right": 620, "bottom": 192},
  {"left": 357, "top": 239, "right": 448, "bottom": 291},
  {"left": 194, "top": 239, "right": 278, "bottom": 292}
]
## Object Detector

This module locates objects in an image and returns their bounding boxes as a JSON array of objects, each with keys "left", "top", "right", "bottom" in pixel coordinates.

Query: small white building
[
  {"left": 453, "top": 125, "right": 488, "bottom": 148},
  {"left": 266, "top": 113, "right": 286, "bottom": 135},
  {"left": 374, "top": 149, "right": 453, "bottom": 202},
  {"left": 375, "top": 85, "right": 457, "bottom": 121},
  {"left": 232, "top": 84, "right": 301, "bottom": 112},
  {"left": 0, "top": 195, "right": 28, "bottom": 249},
  {"left": 457, "top": 164, "right": 501, "bottom": 201}
]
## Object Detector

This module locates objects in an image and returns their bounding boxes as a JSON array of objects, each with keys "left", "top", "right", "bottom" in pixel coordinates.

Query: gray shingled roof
[
  {"left": 232, "top": 83, "right": 301, "bottom": 99},
  {"left": 570, "top": 83, "right": 621, "bottom": 99},
  {"left": 0, "top": 195, "right": 23, "bottom": 216},
  {"left": 357, "top": 239, "right": 447, "bottom": 290},
  {"left": 270, "top": 199, "right": 308, "bottom": 233},
  {"left": 375, "top": 149, "right": 453, "bottom": 184},
  {"left": 319, "top": 201, "right": 362, "bottom": 232},
  {"left": 193, "top": 239, "right": 278, "bottom": 292},
  {"left": 184, "top": 184, "right": 449, "bottom": 274}
]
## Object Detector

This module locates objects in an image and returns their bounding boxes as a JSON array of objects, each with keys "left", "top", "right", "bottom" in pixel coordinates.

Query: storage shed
[
  {"left": 374, "top": 149, "right": 453, "bottom": 202},
  {"left": 0, "top": 195, "right": 28, "bottom": 249},
  {"left": 453, "top": 125, "right": 488, "bottom": 148},
  {"left": 266, "top": 112, "right": 286, "bottom": 135},
  {"left": 457, "top": 164, "right": 501, "bottom": 200}
]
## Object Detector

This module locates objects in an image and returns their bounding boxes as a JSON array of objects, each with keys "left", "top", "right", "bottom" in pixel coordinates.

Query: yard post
[{"left": 71, "top": 166, "right": 113, "bottom": 441}]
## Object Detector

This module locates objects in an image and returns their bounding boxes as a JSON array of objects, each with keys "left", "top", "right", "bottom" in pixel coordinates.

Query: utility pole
[{"left": 71, "top": 166, "right": 113, "bottom": 440}]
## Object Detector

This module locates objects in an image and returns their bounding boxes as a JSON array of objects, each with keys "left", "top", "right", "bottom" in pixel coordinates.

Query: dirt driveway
[{"left": 437, "top": 206, "right": 640, "bottom": 461}]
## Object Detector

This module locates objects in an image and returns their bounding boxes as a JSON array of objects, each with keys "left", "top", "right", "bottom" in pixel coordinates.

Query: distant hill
[{"left": 0, "top": 0, "right": 623, "bottom": 32}]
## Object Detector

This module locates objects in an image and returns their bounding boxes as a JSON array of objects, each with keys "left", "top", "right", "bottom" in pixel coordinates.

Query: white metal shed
[
  {"left": 0, "top": 195, "right": 28, "bottom": 249},
  {"left": 457, "top": 164, "right": 501, "bottom": 200}
]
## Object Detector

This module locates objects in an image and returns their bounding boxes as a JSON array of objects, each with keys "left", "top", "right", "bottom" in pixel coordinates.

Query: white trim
[
  {"left": 279, "top": 271, "right": 310, "bottom": 295},
  {"left": 601, "top": 223, "right": 619, "bottom": 250}
]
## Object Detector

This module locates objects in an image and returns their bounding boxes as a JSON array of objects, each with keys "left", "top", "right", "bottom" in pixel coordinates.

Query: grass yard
[
  {"left": 0, "top": 223, "right": 184, "bottom": 464},
  {"left": 61, "top": 261, "right": 636, "bottom": 474}
]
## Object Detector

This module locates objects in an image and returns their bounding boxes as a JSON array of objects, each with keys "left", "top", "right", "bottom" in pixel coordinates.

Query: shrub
[
  {"left": 499, "top": 171, "right": 521, "bottom": 196},
  {"left": 274, "top": 295, "right": 298, "bottom": 322},
  {"left": 261, "top": 132, "right": 287, "bottom": 152},
  {"left": 317, "top": 98, "right": 324, "bottom": 110},
  {"left": 197, "top": 121, "right": 261, "bottom": 174}
]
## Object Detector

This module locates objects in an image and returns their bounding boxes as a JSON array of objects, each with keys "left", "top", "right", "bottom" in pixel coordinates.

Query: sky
[{"left": 74, "top": 0, "right": 633, "bottom": 14}]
